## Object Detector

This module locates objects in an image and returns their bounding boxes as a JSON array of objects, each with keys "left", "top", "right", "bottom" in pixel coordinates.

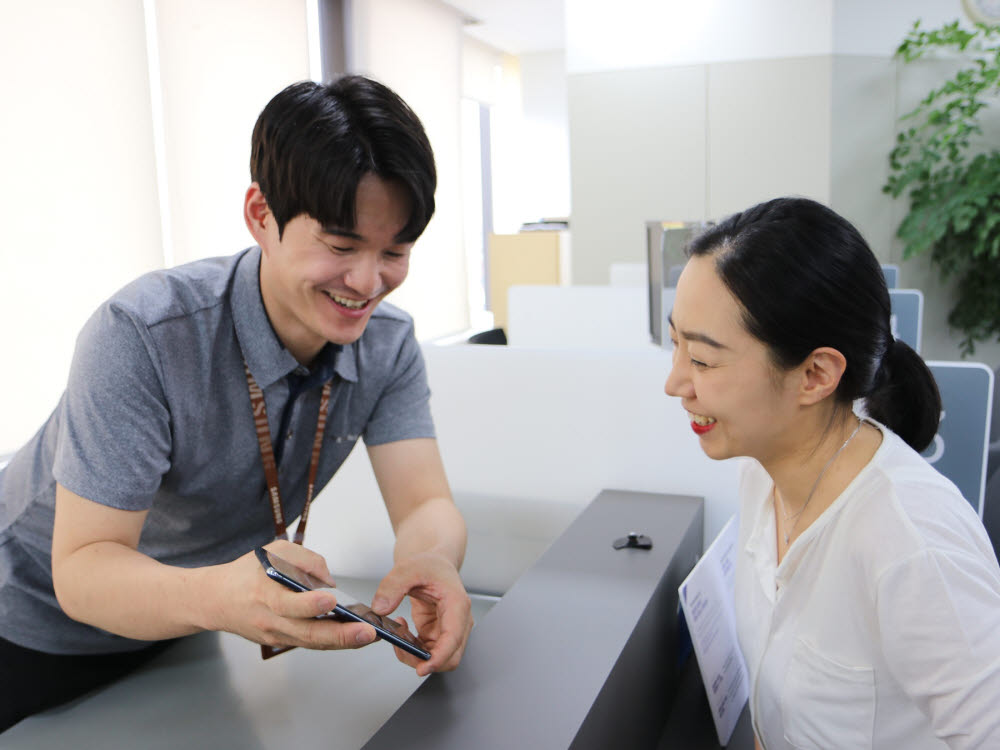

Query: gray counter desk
[
  {"left": 365, "top": 489, "right": 709, "bottom": 749},
  {"left": 3, "top": 576, "right": 490, "bottom": 749},
  {"left": 5, "top": 490, "right": 751, "bottom": 749}
]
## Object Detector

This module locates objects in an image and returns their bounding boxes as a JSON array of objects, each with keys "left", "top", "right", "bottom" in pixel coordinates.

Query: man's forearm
[
  {"left": 392, "top": 496, "right": 466, "bottom": 568},
  {"left": 53, "top": 541, "right": 214, "bottom": 641}
]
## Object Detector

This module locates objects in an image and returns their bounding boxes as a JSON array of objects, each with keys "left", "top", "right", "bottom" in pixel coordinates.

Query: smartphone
[{"left": 254, "top": 547, "right": 431, "bottom": 661}]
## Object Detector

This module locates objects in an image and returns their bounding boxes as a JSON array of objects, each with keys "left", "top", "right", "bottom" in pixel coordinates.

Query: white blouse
[{"left": 734, "top": 421, "right": 1000, "bottom": 750}]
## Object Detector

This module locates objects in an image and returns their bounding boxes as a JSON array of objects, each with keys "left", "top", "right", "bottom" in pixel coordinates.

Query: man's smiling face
[{"left": 255, "top": 173, "right": 415, "bottom": 363}]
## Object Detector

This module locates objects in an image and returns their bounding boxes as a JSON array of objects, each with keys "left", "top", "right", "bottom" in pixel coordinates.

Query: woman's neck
[{"left": 764, "top": 409, "right": 877, "bottom": 553}]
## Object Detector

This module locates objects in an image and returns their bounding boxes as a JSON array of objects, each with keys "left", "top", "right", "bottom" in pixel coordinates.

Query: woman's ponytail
[{"left": 865, "top": 339, "right": 941, "bottom": 452}]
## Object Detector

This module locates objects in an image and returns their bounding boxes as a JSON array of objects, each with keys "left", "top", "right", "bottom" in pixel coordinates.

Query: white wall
[
  {"left": 566, "top": 0, "right": 834, "bottom": 72},
  {"left": 0, "top": 0, "right": 487, "bottom": 451},
  {"left": 464, "top": 42, "right": 571, "bottom": 235},
  {"left": 564, "top": 0, "right": 1000, "bottom": 367},
  {"left": 347, "top": 0, "right": 470, "bottom": 341},
  {"left": 832, "top": 0, "right": 969, "bottom": 56},
  {"left": 565, "top": 0, "right": 965, "bottom": 70},
  {"left": 518, "top": 50, "right": 571, "bottom": 221},
  {"left": 488, "top": 53, "right": 527, "bottom": 234},
  {"left": 0, "top": 0, "right": 164, "bottom": 452},
  {"left": 155, "top": 0, "right": 311, "bottom": 265}
]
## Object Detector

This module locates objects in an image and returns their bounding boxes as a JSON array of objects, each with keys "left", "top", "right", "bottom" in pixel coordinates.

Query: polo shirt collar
[
  {"left": 305, "top": 341, "right": 357, "bottom": 386},
  {"left": 232, "top": 246, "right": 300, "bottom": 390},
  {"left": 232, "top": 247, "right": 359, "bottom": 388}
]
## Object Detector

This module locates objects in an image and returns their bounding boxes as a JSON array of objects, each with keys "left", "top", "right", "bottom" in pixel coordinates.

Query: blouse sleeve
[{"left": 876, "top": 547, "right": 1000, "bottom": 749}]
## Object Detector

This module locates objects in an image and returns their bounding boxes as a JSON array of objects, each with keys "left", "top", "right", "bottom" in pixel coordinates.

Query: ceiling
[{"left": 442, "top": 0, "right": 565, "bottom": 54}]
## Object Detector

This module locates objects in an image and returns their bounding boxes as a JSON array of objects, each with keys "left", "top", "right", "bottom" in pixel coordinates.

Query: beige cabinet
[{"left": 488, "top": 230, "right": 571, "bottom": 331}]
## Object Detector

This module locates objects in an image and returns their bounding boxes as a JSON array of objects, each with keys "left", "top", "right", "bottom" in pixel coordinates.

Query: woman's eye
[{"left": 691, "top": 358, "right": 709, "bottom": 369}]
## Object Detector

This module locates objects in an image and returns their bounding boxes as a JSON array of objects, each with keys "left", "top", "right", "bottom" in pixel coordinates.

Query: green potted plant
[{"left": 884, "top": 20, "right": 1000, "bottom": 355}]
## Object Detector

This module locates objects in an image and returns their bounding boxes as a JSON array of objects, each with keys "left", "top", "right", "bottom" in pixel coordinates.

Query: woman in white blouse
[{"left": 665, "top": 197, "right": 1000, "bottom": 750}]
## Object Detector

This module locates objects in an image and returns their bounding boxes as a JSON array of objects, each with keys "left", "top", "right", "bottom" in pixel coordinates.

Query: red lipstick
[{"left": 691, "top": 421, "right": 716, "bottom": 435}]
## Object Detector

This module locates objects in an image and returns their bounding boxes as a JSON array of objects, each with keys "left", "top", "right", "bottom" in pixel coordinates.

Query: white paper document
[{"left": 678, "top": 515, "right": 748, "bottom": 746}]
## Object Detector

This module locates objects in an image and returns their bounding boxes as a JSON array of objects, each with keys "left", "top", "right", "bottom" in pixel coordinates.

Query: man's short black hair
[{"left": 250, "top": 76, "right": 436, "bottom": 241}]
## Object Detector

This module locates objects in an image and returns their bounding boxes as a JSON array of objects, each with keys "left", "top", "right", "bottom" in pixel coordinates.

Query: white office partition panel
[
  {"left": 308, "top": 343, "right": 741, "bottom": 591},
  {"left": 506, "top": 285, "right": 656, "bottom": 349}
]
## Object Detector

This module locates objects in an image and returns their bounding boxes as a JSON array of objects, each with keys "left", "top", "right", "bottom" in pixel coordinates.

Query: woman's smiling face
[{"left": 664, "top": 254, "right": 802, "bottom": 464}]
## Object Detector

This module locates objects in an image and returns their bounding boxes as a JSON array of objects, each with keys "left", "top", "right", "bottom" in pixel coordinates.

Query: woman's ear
[{"left": 797, "top": 347, "right": 847, "bottom": 406}]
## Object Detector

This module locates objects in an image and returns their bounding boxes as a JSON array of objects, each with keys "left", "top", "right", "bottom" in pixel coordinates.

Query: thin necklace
[{"left": 777, "top": 418, "right": 863, "bottom": 547}]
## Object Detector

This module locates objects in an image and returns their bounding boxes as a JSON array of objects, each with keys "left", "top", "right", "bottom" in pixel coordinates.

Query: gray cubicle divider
[
  {"left": 364, "top": 490, "right": 705, "bottom": 750},
  {"left": 661, "top": 287, "right": 677, "bottom": 336},
  {"left": 922, "top": 362, "right": 994, "bottom": 517},
  {"left": 646, "top": 222, "right": 710, "bottom": 345},
  {"left": 882, "top": 264, "right": 899, "bottom": 289},
  {"left": 889, "top": 289, "right": 923, "bottom": 353},
  {"left": 668, "top": 263, "right": 684, "bottom": 287}
]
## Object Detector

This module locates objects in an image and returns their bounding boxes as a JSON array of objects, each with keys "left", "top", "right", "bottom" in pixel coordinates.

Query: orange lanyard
[{"left": 244, "top": 362, "right": 331, "bottom": 544}]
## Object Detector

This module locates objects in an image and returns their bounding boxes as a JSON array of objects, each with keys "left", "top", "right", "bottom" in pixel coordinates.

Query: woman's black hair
[
  {"left": 687, "top": 197, "right": 941, "bottom": 452},
  {"left": 250, "top": 75, "right": 436, "bottom": 242}
]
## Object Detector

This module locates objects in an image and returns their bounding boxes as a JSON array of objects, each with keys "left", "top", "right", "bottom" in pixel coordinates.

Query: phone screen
[{"left": 255, "top": 547, "right": 431, "bottom": 660}]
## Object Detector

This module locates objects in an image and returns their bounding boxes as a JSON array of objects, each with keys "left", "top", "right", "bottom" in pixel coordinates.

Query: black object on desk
[
  {"left": 364, "top": 490, "right": 704, "bottom": 750},
  {"left": 614, "top": 530, "right": 653, "bottom": 550}
]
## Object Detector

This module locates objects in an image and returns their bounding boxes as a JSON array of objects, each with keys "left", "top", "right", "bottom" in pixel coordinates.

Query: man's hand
[
  {"left": 201, "top": 540, "right": 377, "bottom": 652},
  {"left": 53, "top": 486, "right": 378, "bottom": 649},
  {"left": 371, "top": 551, "right": 472, "bottom": 676}
]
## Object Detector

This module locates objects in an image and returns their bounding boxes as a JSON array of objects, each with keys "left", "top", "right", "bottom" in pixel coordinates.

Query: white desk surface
[{"left": 4, "top": 578, "right": 496, "bottom": 749}]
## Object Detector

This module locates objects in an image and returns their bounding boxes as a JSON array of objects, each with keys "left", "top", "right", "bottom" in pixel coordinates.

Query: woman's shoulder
[{"left": 843, "top": 425, "right": 995, "bottom": 572}]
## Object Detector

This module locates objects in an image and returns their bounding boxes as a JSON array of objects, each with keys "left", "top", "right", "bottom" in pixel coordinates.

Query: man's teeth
[
  {"left": 690, "top": 413, "right": 717, "bottom": 426},
  {"left": 326, "top": 292, "right": 367, "bottom": 309}
]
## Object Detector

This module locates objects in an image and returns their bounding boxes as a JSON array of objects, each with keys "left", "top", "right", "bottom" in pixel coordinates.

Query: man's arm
[
  {"left": 367, "top": 438, "right": 472, "bottom": 676},
  {"left": 51, "top": 483, "right": 378, "bottom": 650}
]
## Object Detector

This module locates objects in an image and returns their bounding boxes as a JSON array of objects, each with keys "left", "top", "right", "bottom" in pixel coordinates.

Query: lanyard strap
[{"left": 244, "top": 362, "right": 331, "bottom": 544}]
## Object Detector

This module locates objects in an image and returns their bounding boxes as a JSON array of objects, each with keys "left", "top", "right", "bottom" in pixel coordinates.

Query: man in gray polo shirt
[{"left": 0, "top": 76, "right": 471, "bottom": 731}]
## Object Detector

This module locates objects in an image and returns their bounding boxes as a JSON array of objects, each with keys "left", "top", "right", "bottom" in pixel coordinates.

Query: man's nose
[{"left": 345, "top": 252, "right": 380, "bottom": 297}]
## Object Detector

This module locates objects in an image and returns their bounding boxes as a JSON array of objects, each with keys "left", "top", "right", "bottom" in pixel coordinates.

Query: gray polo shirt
[{"left": 0, "top": 247, "right": 435, "bottom": 654}]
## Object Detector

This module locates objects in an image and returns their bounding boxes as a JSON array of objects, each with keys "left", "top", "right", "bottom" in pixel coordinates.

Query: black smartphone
[{"left": 254, "top": 547, "right": 431, "bottom": 661}]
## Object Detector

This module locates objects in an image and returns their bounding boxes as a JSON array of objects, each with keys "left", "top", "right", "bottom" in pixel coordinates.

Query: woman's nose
[{"left": 664, "top": 356, "right": 690, "bottom": 398}]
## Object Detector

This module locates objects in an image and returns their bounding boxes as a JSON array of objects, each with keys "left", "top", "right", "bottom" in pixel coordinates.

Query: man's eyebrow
[
  {"left": 318, "top": 225, "right": 413, "bottom": 244},
  {"left": 666, "top": 313, "right": 730, "bottom": 350},
  {"left": 319, "top": 225, "right": 363, "bottom": 240}
]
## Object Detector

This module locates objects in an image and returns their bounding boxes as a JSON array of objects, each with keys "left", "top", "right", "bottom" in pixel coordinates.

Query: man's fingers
[
  {"left": 300, "top": 617, "right": 377, "bottom": 650},
  {"left": 263, "top": 541, "right": 335, "bottom": 586},
  {"left": 371, "top": 571, "right": 410, "bottom": 615},
  {"left": 271, "top": 588, "right": 339, "bottom": 619}
]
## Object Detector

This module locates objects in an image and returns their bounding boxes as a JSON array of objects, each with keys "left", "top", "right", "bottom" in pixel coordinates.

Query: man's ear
[
  {"left": 244, "top": 183, "right": 273, "bottom": 247},
  {"left": 797, "top": 347, "right": 847, "bottom": 406}
]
